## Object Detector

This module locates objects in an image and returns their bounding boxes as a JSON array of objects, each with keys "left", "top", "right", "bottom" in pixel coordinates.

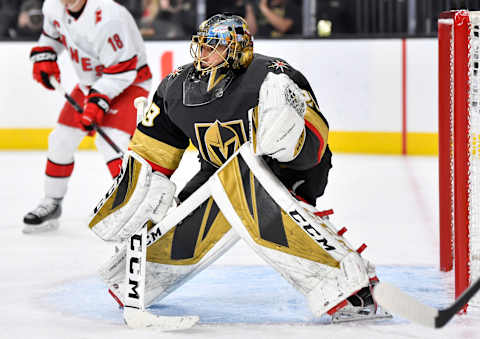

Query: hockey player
[
  {"left": 23, "top": 0, "right": 152, "bottom": 233},
  {"left": 88, "top": 14, "right": 387, "bottom": 323}
]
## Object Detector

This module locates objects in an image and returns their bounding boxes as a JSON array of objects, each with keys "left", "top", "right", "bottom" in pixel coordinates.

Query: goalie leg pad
[
  {"left": 89, "top": 151, "right": 176, "bottom": 242},
  {"left": 100, "top": 228, "right": 240, "bottom": 307},
  {"left": 100, "top": 195, "right": 239, "bottom": 307},
  {"left": 306, "top": 251, "right": 369, "bottom": 317},
  {"left": 210, "top": 147, "right": 371, "bottom": 317}
]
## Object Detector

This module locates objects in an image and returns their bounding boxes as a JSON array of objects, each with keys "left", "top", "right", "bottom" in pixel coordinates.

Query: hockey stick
[
  {"left": 123, "top": 221, "right": 199, "bottom": 330},
  {"left": 49, "top": 77, "right": 124, "bottom": 156},
  {"left": 373, "top": 277, "right": 480, "bottom": 328}
]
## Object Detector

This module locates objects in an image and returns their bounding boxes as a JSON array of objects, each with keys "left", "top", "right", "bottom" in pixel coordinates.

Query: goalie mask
[
  {"left": 184, "top": 14, "right": 254, "bottom": 106},
  {"left": 190, "top": 14, "right": 253, "bottom": 74}
]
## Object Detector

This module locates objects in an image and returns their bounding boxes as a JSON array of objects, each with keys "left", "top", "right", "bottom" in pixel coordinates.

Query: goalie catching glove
[
  {"left": 88, "top": 151, "right": 176, "bottom": 242},
  {"left": 252, "top": 72, "right": 307, "bottom": 162}
]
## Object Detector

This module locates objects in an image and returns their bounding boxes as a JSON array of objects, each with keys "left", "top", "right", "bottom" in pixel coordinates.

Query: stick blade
[
  {"left": 373, "top": 282, "right": 438, "bottom": 328},
  {"left": 124, "top": 308, "right": 199, "bottom": 330}
]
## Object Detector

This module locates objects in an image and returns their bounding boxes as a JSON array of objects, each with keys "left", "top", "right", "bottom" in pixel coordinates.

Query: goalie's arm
[
  {"left": 89, "top": 83, "right": 190, "bottom": 241},
  {"left": 130, "top": 82, "right": 190, "bottom": 177}
]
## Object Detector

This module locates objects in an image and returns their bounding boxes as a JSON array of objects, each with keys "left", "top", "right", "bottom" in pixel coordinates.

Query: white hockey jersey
[{"left": 38, "top": 0, "right": 151, "bottom": 99}]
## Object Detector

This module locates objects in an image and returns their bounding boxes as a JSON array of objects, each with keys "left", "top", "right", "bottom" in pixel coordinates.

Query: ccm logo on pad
[{"left": 288, "top": 210, "right": 336, "bottom": 251}]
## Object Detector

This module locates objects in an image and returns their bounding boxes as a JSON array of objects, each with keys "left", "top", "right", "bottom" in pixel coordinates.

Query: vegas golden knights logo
[{"left": 195, "top": 120, "right": 247, "bottom": 167}]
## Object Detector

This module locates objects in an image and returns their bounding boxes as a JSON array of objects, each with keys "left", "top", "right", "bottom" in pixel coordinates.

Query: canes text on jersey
[{"left": 53, "top": 20, "right": 105, "bottom": 77}]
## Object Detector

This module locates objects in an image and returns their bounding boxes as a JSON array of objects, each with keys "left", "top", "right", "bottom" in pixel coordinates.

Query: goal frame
[{"left": 438, "top": 10, "right": 472, "bottom": 311}]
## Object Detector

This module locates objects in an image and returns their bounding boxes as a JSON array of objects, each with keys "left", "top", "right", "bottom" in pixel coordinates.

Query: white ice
[{"left": 2, "top": 150, "right": 480, "bottom": 339}]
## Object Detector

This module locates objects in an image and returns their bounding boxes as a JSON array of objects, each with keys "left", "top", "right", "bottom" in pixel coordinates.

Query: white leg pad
[
  {"left": 307, "top": 251, "right": 369, "bottom": 316},
  {"left": 99, "top": 228, "right": 240, "bottom": 307}
]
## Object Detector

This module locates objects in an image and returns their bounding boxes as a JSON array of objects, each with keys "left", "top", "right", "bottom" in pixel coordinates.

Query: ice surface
[{"left": 2, "top": 150, "right": 480, "bottom": 339}]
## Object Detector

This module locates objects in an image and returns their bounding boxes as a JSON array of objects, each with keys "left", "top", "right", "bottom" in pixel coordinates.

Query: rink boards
[{"left": 0, "top": 39, "right": 437, "bottom": 155}]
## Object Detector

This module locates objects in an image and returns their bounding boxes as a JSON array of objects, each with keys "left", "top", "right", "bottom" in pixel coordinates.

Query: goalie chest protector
[
  {"left": 148, "top": 54, "right": 324, "bottom": 166},
  {"left": 137, "top": 53, "right": 331, "bottom": 204}
]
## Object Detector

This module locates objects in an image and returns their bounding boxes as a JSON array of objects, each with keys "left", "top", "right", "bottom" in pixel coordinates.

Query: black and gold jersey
[{"left": 129, "top": 53, "right": 331, "bottom": 204}]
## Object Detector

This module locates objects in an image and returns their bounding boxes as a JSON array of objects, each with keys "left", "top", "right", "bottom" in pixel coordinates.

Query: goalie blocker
[
  {"left": 88, "top": 151, "right": 176, "bottom": 242},
  {"left": 90, "top": 143, "right": 386, "bottom": 322}
]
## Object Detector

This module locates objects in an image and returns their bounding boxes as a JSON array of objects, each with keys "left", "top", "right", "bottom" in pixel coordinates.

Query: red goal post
[{"left": 438, "top": 10, "right": 480, "bottom": 311}]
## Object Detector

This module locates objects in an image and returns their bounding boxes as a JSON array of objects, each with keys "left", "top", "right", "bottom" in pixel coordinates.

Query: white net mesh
[{"left": 468, "top": 12, "right": 480, "bottom": 306}]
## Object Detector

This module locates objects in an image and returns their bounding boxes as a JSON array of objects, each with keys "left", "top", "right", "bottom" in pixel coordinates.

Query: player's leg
[
  {"left": 99, "top": 168, "right": 240, "bottom": 307},
  {"left": 210, "top": 146, "right": 386, "bottom": 320},
  {"left": 294, "top": 201, "right": 386, "bottom": 322},
  {"left": 101, "top": 84, "right": 148, "bottom": 137},
  {"left": 87, "top": 149, "right": 231, "bottom": 307},
  {"left": 102, "top": 211, "right": 240, "bottom": 307},
  {"left": 96, "top": 84, "right": 149, "bottom": 178},
  {"left": 23, "top": 86, "right": 87, "bottom": 233},
  {"left": 95, "top": 127, "right": 129, "bottom": 177},
  {"left": 22, "top": 125, "right": 86, "bottom": 233}
]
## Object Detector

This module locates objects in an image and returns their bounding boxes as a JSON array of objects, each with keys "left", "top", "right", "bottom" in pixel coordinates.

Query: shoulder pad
[
  {"left": 155, "top": 63, "right": 188, "bottom": 99},
  {"left": 259, "top": 56, "right": 310, "bottom": 90}
]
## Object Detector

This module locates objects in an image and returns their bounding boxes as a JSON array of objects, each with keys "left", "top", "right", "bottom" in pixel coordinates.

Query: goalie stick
[
  {"left": 123, "top": 221, "right": 200, "bottom": 330},
  {"left": 49, "top": 76, "right": 124, "bottom": 156},
  {"left": 373, "top": 276, "right": 480, "bottom": 328}
]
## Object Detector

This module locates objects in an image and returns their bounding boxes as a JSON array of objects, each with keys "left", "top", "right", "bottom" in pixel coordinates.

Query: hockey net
[{"left": 438, "top": 10, "right": 480, "bottom": 310}]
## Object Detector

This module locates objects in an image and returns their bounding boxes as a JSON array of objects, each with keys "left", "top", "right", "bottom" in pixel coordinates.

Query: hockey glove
[
  {"left": 80, "top": 90, "right": 111, "bottom": 131},
  {"left": 30, "top": 46, "right": 60, "bottom": 90},
  {"left": 255, "top": 72, "right": 307, "bottom": 162}
]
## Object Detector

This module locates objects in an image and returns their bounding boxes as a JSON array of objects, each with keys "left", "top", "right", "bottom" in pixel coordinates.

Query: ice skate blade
[
  {"left": 331, "top": 308, "right": 392, "bottom": 324},
  {"left": 22, "top": 219, "right": 60, "bottom": 234}
]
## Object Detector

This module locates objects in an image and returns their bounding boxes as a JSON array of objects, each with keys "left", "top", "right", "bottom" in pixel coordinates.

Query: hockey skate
[
  {"left": 329, "top": 285, "right": 392, "bottom": 323},
  {"left": 23, "top": 197, "right": 62, "bottom": 234}
]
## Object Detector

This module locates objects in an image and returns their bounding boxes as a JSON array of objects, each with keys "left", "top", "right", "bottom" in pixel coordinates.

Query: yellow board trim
[
  {"left": 329, "top": 131, "right": 438, "bottom": 155},
  {"left": 0, "top": 129, "right": 438, "bottom": 155},
  {"left": 406, "top": 132, "right": 439, "bottom": 156},
  {"left": 0, "top": 128, "right": 96, "bottom": 150}
]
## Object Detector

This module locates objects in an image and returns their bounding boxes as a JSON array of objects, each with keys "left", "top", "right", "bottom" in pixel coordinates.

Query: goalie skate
[
  {"left": 22, "top": 198, "right": 62, "bottom": 234},
  {"left": 329, "top": 286, "right": 392, "bottom": 324}
]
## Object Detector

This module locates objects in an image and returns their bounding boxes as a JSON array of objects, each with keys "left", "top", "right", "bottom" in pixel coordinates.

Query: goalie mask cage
[{"left": 438, "top": 9, "right": 480, "bottom": 311}]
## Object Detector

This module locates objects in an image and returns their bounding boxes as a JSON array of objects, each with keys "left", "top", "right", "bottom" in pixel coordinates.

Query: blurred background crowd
[{"left": 0, "top": 0, "right": 479, "bottom": 40}]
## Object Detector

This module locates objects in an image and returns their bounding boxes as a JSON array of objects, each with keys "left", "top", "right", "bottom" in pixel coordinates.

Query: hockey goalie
[{"left": 87, "top": 13, "right": 390, "bottom": 328}]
